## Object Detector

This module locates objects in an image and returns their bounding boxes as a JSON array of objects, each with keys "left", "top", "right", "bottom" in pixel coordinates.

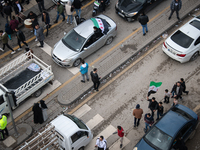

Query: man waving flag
[
  {"left": 148, "top": 81, "right": 162, "bottom": 96},
  {"left": 91, "top": 18, "right": 109, "bottom": 34}
]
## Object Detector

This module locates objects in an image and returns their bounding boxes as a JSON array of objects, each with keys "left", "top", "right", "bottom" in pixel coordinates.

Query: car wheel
[
  {"left": 34, "top": 88, "right": 42, "bottom": 97},
  {"left": 73, "top": 58, "right": 81, "bottom": 67},
  {"left": 105, "top": 36, "right": 113, "bottom": 45},
  {"left": 190, "top": 51, "right": 199, "bottom": 61},
  {"left": 78, "top": 147, "right": 84, "bottom": 150}
]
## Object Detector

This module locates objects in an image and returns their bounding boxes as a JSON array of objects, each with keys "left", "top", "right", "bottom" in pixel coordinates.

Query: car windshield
[
  {"left": 144, "top": 127, "right": 172, "bottom": 150},
  {"left": 62, "top": 29, "right": 86, "bottom": 52},
  {"left": 171, "top": 30, "right": 194, "bottom": 48},
  {"left": 65, "top": 114, "right": 88, "bottom": 130}
]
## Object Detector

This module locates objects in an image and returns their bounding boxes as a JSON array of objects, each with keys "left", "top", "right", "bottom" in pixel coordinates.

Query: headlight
[
  {"left": 63, "top": 58, "right": 72, "bottom": 62},
  {"left": 127, "top": 12, "right": 138, "bottom": 17},
  {"left": 116, "top": 2, "right": 118, "bottom": 8},
  {"left": 133, "top": 147, "right": 138, "bottom": 150}
]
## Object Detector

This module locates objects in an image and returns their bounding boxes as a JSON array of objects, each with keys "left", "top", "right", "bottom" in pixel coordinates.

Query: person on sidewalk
[
  {"left": 0, "top": 115, "right": 9, "bottom": 140},
  {"left": 180, "top": 78, "right": 189, "bottom": 95},
  {"left": 144, "top": 113, "right": 154, "bottom": 133},
  {"left": 138, "top": 12, "right": 149, "bottom": 36},
  {"left": 147, "top": 97, "right": 158, "bottom": 117},
  {"left": 42, "top": 11, "right": 51, "bottom": 37},
  {"left": 170, "top": 82, "right": 183, "bottom": 100},
  {"left": 40, "top": 100, "right": 48, "bottom": 122},
  {"left": 133, "top": 104, "right": 143, "bottom": 127},
  {"left": 156, "top": 102, "right": 164, "bottom": 121},
  {"left": 72, "top": 0, "right": 82, "bottom": 18},
  {"left": 26, "top": 11, "right": 37, "bottom": 20},
  {"left": 54, "top": 1, "right": 65, "bottom": 23},
  {"left": 117, "top": 126, "right": 125, "bottom": 148},
  {"left": 168, "top": 0, "right": 182, "bottom": 21},
  {"left": 9, "top": 16, "right": 19, "bottom": 31},
  {"left": 13, "top": 0, "right": 24, "bottom": 24},
  {"left": 3, "top": 3, "right": 12, "bottom": 23},
  {"left": 65, "top": 0, "right": 73, "bottom": 24},
  {"left": 32, "top": 103, "right": 44, "bottom": 124},
  {"left": 95, "top": 135, "right": 107, "bottom": 150},
  {"left": 80, "top": 60, "right": 89, "bottom": 83},
  {"left": 0, "top": 30, "right": 15, "bottom": 54},
  {"left": 35, "top": 24, "right": 44, "bottom": 47},
  {"left": 5, "top": 23, "right": 13, "bottom": 40},
  {"left": 15, "top": 27, "right": 29, "bottom": 51},
  {"left": 164, "top": 89, "right": 170, "bottom": 103},
  {"left": 36, "top": 0, "right": 45, "bottom": 13},
  {"left": 31, "top": 17, "right": 39, "bottom": 41},
  {"left": 90, "top": 68, "right": 101, "bottom": 92}
]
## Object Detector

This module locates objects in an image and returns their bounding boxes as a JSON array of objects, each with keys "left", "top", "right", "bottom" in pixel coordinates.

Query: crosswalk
[{"left": 72, "top": 104, "right": 130, "bottom": 150}]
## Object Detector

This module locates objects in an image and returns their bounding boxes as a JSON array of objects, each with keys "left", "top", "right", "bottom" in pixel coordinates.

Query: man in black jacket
[
  {"left": 180, "top": 78, "right": 189, "bottom": 95},
  {"left": 93, "top": 26, "right": 102, "bottom": 42},
  {"left": 147, "top": 97, "right": 158, "bottom": 117},
  {"left": 36, "top": 0, "right": 45, "bottom": 13},
  {"left": 13, "top": 0, "right": 24, "bottom": 23},
  {"left": 170, "top": 82, "right": 183, "bottom": 100},
  {"left": 15, "top": 27, "right": 29, "bottom": 51},
  {"left": 72, "top": 0, "right": 82, "bottom": 18},
  {"left": 90, "top": 68, "right": 101, "bottom": 92},
  {"left": 138, "top": 12, "right": 149, "bottom": 36},
  {"left": 156, "top": 102, "right": 163, "bottom": 121},
  {"left": 3, "top": 3, "right": 12, "bottom": 23}
]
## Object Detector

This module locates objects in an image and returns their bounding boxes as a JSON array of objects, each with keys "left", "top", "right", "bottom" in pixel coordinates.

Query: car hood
[
  {"left": 118, "top": 0, "right": 142, "bottom": 13},
  {"left": 52, "top": 40, "right": 78, "bottom": 61},
  {"left": 134, "top": 138, "right": 155, "bottom": 150}
]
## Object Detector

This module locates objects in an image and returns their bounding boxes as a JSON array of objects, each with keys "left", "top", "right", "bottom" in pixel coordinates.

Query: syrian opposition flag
[
  {"left": 91, "top": 18, "right": 109, "bottom": 34},
  {"left": 148, "top": 81, "right": 162, "bottom": 96}
]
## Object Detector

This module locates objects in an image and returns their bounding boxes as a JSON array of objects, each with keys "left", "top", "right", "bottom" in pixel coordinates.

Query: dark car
[
  {"left": 115, "top": 0, "right": 162, "bottom": 22},
  {"left": 133, "top": 104, "right": 199, "bottom": 150}
]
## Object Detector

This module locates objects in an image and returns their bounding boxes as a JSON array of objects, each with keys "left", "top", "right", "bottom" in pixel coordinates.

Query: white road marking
[
  {"left": 109, "top": 136, "right": 130, "bottom": 150},
  {"left": 72, "top": 104, "right": 91, "bottom": 118},
  {"left": 86, "top": 114, "right": 104, "bottom": 129},
  {"left": 67, "top": 67, "right": 80, "bottom": 75},
  {"left": 37, "top": 42, "right": 52, "bottom": 56}
]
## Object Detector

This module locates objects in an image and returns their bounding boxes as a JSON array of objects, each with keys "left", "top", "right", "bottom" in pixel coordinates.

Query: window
[
  {"left": 0, "top": 95, "right": 5, "bottom": 105},
  {"left": 71, "top": 131, "right": 88, "bottom": 143},
  {"left": 65, "top": 114, "right": 88, "bottom": 130},
  {"left": 189, "top": 20, "right": 200, "bottom": 30},
  {"left": 194, "top": 37, "right": 200, "bottom": 46}
]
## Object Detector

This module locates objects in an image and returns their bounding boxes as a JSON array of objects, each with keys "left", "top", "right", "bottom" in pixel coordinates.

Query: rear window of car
[
  {"left": 171, "top": 30, "right": 194, "bottom": 48},
  {"left": 189, "top": 20, "right": 200, "bottom": 30},
  {"left": 171, "top": 107, "right": 193, "bottom": 120}
]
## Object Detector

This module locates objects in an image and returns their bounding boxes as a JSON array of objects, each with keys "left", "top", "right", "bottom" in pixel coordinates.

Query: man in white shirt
[
  {"left": 13, "top": 0, "right": 24, "bottom": 23},
  {"left": 95, "top": 136, "right": 107, "bottom": 150}
]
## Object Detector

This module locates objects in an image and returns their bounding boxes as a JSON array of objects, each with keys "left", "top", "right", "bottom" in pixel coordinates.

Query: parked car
[
  {"left": 163, "top": 15, "right": 200, "bottom": 63},
  {"left": 52, "top": 14, "right": 117, "bottom": 67},
  {"left": 115, "top": 0, "right": 163, "bottom": 22},
  {"left": 133, "top": 104, "right": 199, "bottom": 150}
]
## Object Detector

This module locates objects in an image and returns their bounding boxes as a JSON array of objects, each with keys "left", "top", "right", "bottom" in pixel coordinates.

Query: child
[
  {"left": 172, "top": 97, "right": 178, "bottom": 106},
  {"left": 164, "top": 89, "right": 170, "bottom": 103}
]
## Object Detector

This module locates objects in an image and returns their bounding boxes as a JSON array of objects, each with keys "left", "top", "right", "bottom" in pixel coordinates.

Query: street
[{"left": 0, "top": 0, "right": 200, "bottom": 149}]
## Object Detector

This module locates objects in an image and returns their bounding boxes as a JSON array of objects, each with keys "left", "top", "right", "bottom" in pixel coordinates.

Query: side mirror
[{"left": 84, "top": 48, "right": 88, "bottom": 51}]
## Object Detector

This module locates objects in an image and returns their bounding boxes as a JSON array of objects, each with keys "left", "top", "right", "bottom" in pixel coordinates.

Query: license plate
[
  {"left": 168, "top": 49, "right": 176, "bottom": 55},
  {"left": 118, "top": 12, "right": 125, "bottom": 17}
]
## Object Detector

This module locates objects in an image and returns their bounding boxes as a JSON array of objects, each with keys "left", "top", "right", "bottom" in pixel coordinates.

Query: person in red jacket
[{"left": 117, "top": 126, "right": 125, "bottom": 148}]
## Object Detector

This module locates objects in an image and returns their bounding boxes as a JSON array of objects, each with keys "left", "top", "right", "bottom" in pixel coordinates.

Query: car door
[
  {"left": 95, "top": 34, "right": 107, "bottom": 50},
  {"left": 71, "top": 131, "right": 89, "bottom": 150}
]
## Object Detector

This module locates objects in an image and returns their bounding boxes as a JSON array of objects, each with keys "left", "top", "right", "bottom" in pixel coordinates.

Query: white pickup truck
[{"left": 0, "top": 52, "right": 54, "bottom": 115}]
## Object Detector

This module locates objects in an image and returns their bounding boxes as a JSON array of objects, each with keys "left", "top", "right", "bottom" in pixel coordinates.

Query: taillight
[
  {"left": 163, "top": 42, "right": 167, "bottom": 48},
  {"left": 177, "top": 54, "right": 186, "bottom": 57}
]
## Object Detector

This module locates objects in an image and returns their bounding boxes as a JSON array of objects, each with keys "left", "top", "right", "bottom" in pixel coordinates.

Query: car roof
[{"left": 50, "top": 114, "right": 79, "bottom": 138}]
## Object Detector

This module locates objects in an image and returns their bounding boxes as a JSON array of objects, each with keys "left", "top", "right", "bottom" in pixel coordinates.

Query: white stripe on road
[
  {"left": 67, "top": 67, "right": 80, "bottom": 75},
  {"left": 109, "top": 136, "right": 130, "bottom": 150},
  {"left": 86, "top": 114, "right": 104, "bottom": 130},
  {"left": 37, "top": 42, "right": 52, "bottom": 56},
  {"left": 72, "top": 104, "right": 91, "bottom": 118}
]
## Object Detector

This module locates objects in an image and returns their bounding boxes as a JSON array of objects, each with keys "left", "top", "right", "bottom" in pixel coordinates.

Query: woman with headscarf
[
  {"left": 40, "top": 100, "right": 48, "bottom": 121},
  {"left": 32, "top": 103, "right": 44, "bottom": 124}
]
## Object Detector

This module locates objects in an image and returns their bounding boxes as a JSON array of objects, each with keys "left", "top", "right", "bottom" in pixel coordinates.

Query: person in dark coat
[
  {"left": 168, "top": 0, "right": 182, "bottom": 21},
  {"left": 9, "top": 16, "right": 19, "bottom": 31},
  {"left": 31, "top": 17, "right": 39, "bottom": 41},
  {"left": 3, "top": 3, "right": 12, "bottom": 23},
  {"left": 180, "top": 78, "right": 189, "bottom": 95},
  {"left": 54, "top": 1, "right": 65, "bottom": 23},
  {"left": 156, "top": 102, "right": 163, "bottom": 121},
  {"left": 32, "top": 103, "right": 44, "bottom": 124},
  {"left": 13, "top": 0, "right": 24, "bottom": 23},
  {"left": 138, "top": 12, "right": 149, "bottom": 36},
  {"left": 90, "top": 68, "right": 101, "bottom": 92},
  {"left": 36, "top": 0, "right": 45, "bottom": 13},
  {"left": 35, "top": 24, "right": 44, "bottom": 47},
  {"left": 144, "top": 113, "right": 154, "bottom": 133},
  {"left": 42, "top": 11, "right": 51, "bottom": 37},
  {"left": 40, "top": 100, "right": 48, "bottom": 121},
  {"left": 100, "top": 0, "right": 106, "bottom": 12},
  {"left": 5, "top": 23, "right": 13, "bottom": 40},
  {"left": 147, "top": 97, "right": 158, "bottom": 117},
  {"left": 15, "top": 27, "right": 29, "bottom": 51},
  {"left": 133, "top": 104, "right": 143, "bottom": 127},
  {"left": 170, "top": 82, "right": 183, "bottom": 100},
  {"left": 93, "top": 26, "right": 102, "bottom": 41},
  {"left": 26, "top": 11, "right": 37, "bottom": 20},
  {"left": 0, "top": 3, "right": 4, "bottom": 18},
  {"left": 0, "top": 30, "right": 15, "bottom": 54},
  {"left": 72, "top": 0, "right": 82, "bottom": 18}
]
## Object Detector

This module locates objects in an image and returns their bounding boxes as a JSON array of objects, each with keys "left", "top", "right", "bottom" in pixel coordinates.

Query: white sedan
[{"left": 163, "top": 16, "right": 200, "bottom": 63}]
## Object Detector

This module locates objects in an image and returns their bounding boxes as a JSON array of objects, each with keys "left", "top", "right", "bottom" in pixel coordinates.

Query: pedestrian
[
  {"left": 133, "top": 104, "right": 143, "bottom": 127},
  {"left": 147, "top": 97, "right": 158, "bottom": 117},
  {"left": 90, "top": 68, "right": 101, "bottom": 92},
  {"left": 170, "top": 82, "right": 183, "bottom": 100},
  {"left": 15, "top": 27, "right": 29, "bottom": 51},
  {"left": 65, "top": 1, "right": 73, "bottom": 24},
  {"left": 35, "top": 24, "right": 44, "bottom": 47},
  {"left": 26, "top": 11, "right": 37, "bottom": 20},
  {"left": 144, "top": 113, "right": 154, "bottom": 133},
  {"left": 0, "top": 30, "right": 15, "bottom": 54},
  {"left": 80, "top": 60, "right": 89, "bottom": 83},
  {"left": 100, "top": 0, "right": 106, "bottom": 12},
  {"left": 72, "top": 0, "right": 82, "bottom": 18},
  {"left": 172, "top": 97, "right": 178, "bottom": 106},
  {"left": 31, "top": 17, "right": 39, "bottom": 41},
  {"left": 164, "top": 89, "right": 170, "bottom": 103},
  {"left": 42, "top": 11, "right": 51, "bottom": 37},
  {"left": 54, "top": 1, "right": 65, "bottom": 23},
  {"left": 0, "top": 114, "right": 9, "bottom": 140},
  {"left": 0, "top": 3, "right": 4, "bottom": 18},
  {"left": 138, "top": 12, "right": 149, "bottom": 36},
  {"left": 117, "top": 126, "right": 125, "bottom": 148},
  {"left": 5, "top": 23, "right": 13, "bottom": 40},
  {"left": 156, "top": 102, "right": 163, "bottom": 121},
  {"left": 9, "top": 16, "right": 19, "bottom": 31},
  {"left": 40, "top": 100, "right": 48, "bottom": 122},
  {"left": 168, "top": 0, "right": 182, "bottom": 21},
  {"left": 13, "top": 0, "right": 24, "bottom": 24},
  {"left": 36, "top": 0, "right": 45, "bottom": 13},
  {"left": 32, "top": 103, "right": 44, "bottom": 124},
  {"left": 180, "top": 78, "right": 189, "bottom": 95},
  {"left": 3, "top": 3, "right": 12, "bottom": 23},
  {"left": 95, "top": 135, "right": 107, "bottom": 150}
]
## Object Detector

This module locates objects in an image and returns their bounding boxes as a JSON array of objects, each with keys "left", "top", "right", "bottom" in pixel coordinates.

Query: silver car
[{"left": 52, "top": 15, "right": 117, "bottom": 67}]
